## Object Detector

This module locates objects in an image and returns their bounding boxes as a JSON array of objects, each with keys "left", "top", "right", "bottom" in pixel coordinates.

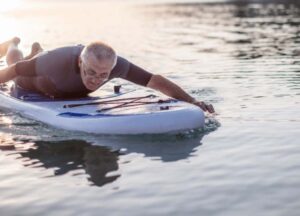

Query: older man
[{"left": 0, "top": 37, "right": 214, "bottom": 113}]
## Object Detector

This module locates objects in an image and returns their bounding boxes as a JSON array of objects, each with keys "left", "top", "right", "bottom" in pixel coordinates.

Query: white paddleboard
[{"left": 0, "top": 82, "right": 205, "bottom": 135}]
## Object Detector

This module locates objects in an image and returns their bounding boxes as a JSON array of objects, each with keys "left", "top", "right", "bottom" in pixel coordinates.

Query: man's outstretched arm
[
  {"left": 0, "top": 64, "right": 17, "bottom": 83},
  {"left": 114, "top": 59, "right": 215, "bottom": 113},
  {"left": 147, "top": 74, "right": 215, "bottom": 113}
]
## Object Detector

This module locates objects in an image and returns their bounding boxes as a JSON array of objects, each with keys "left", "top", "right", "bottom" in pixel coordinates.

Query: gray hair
[{"left": 80, "top": 41, "right": 117, "bottom": 69}]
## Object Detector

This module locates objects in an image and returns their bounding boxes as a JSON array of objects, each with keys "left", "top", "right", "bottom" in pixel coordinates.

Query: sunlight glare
[{"left": 0, "top": 0, "right": 23, "bottom": 12}]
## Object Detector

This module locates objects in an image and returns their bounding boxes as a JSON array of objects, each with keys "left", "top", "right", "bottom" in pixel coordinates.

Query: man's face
[{"left": 79, "top": 54, "right": 114, "bottom": 91}]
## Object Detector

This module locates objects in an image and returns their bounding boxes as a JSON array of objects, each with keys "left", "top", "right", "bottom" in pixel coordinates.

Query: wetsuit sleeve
[
  {"left": 15, "top": 58, "right": 37, "bottom": 77},
  {"left": 126, "top": 63, "right": 153, "bottom": 87},
  {"left": 109, "top": 56, "right": 153, "bottom": 86}
]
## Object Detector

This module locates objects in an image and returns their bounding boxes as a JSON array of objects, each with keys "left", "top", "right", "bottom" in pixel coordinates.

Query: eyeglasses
[{"left": 81, "top": 60, "right": 110, "bottom": 82}]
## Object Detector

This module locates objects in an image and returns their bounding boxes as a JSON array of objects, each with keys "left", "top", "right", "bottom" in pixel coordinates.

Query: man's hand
[
  {"left": 146, "top": 75, "right": 216, "bottom": 113},
  {"left": 192, "top": 100, "right": 215, "bottom": 113}
]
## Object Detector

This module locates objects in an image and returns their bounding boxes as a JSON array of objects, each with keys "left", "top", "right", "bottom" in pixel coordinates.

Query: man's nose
[{"left": 91, "top": 78, "right": 103, "bottom": 84}]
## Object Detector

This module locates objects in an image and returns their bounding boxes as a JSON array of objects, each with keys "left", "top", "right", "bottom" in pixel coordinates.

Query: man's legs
[
  {"left": 0, "top": 37, "right": 45, "bottom": 92},
  {"left": 0, "top": 37, "right": 44, "bottom": 64}
]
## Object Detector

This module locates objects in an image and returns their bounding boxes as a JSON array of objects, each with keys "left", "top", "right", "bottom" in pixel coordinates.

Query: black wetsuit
[{"left": 14, "top": 45, "right": 152, "bottom": 98}]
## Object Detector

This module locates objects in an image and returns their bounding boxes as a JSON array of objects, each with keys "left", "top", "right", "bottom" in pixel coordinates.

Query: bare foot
[
  {"left": 24, "top": 42, "right": 43, "bottom": 60},
  {"left": 0, "top": 37, "right": 20, "bottom": 57},
  {"left": 25, "top": 42, "right": 44, "bottom": 59},
  {"left": 31, "top": 42, "right": 43, "bottom": 54}
]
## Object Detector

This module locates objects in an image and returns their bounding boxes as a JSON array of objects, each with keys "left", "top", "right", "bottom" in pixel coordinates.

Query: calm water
[{"left": 0, "top": 0, "right": 300, "bottom": 215}]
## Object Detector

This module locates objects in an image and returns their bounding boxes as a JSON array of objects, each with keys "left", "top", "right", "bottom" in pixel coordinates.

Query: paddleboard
[{"left": 0, "top": 82, "right": 205, "bottom": 135}]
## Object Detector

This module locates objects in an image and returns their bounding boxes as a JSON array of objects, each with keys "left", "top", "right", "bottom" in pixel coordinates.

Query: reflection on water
[
  {"left": 0, "top": 138, "right": 120, "bottom": 187},
  {"left": 0, "top": 131, "right": 207, "bottom": 187}
]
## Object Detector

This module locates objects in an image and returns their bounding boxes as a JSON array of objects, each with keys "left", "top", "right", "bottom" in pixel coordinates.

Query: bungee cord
[{"left": 63, "top": 94, "right": 177, "bottom": 112}]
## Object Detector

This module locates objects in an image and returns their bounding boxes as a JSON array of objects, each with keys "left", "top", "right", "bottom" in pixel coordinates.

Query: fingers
[
  {"left": 203, "top": 102, "right": 214, "bottom": 113},
  {"left": 194, "top": 101, "right": 215, "bottom": 113},
  {"left": 206, "top": 104, "right": 215, "bottom": 113}
]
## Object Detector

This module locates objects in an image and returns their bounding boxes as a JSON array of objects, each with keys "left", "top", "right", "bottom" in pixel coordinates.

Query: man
[{"left": 0, "top": 37, "right": 215, "bottom": 113}]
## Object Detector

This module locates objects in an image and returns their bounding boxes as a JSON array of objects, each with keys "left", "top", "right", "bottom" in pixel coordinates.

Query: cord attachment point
[{"left": 114, "top": 85, "right": 121, "bottom": 94}]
